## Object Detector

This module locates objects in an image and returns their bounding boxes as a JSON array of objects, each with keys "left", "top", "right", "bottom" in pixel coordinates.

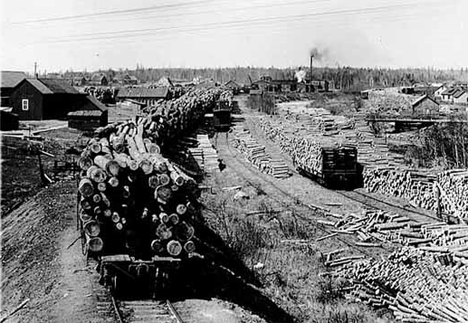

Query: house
[
  {"left": 453, "top": 90, "right": 468, "bottom": 105},
  {"left": 434, "top": 85, "right": 447, "bottom": 99},
  {"left": 224, "top": 80, "right": 240, "bottom": 94},
  {"left": 72, "top": 76, "right": 87, "bottom": 86},
  {"left": 9, "top": 78, "right": 85, "bottom": 120},
  {"left": 113, "top": 74, "right": 139, "bottom": 85},
  {"left": 116, "top": 87, "right": 170, "bottom": 106},
  {"left": 441, "top": 88, "right": 458, "bottom": 102},
  {"left": 1, "top": 71, "right": 27, "bottom": 106},
  {"left": 90, "top": 73, "right": 108, "bottom": 86},
  {"left": 410, "top": 95, "right": 439, "bottom": 117},
  {"left": 68, "top": 95, "right": 108, "bottom": 131}
]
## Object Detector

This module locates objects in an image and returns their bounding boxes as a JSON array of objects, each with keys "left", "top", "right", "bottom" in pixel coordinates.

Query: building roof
[
  {"left": 1, "top": 71, "right": 27, "bottom": 89},
  {"left": 39, "top": 78, "right": 80, "bottom": 94},
  {"left": 453, "top": 89, "right": 467, "bottom": 99},
  {"left": 117, "top": 87, "right": 169, "bottom": 99},
  {"left": 156, "top": 76, "right": 174, "bottom": 87},
  {"left": 68, "top": 110, "right": 103, "bottom": 117},
  {"left": 411, "top": 95, "right": 439, "bottom": 107},
  {"left": 441, "top": 88, "right": 458, "bottom": 96},
  {"left": 27, "top": 79, "right": 54, "bottom": 94},
  {"left": 83, "top": 95, "right": 108, "bottom": 111},
  {"left": 90, "top": 73, "right": 107, "bottom": 82},
  {"left": 225, "top": 80, "right": 239, "bottom": 88}
]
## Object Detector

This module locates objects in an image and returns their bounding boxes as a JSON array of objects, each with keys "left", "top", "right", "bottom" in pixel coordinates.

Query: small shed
[
  {"left": 411, "top": 95, "right": 439, "bottom": 117},
  {"left": 68, "top": 95, "right": 108, "bottom": 131},
  {"left": 90, "top": 74, "right": 108, "bottom": 86}
]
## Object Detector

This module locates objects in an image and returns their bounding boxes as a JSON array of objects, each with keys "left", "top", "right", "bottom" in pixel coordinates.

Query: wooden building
[
  {"left": 1, "top": 71, "right": 27, "bottom": 107},
  {"left": 90, "top": 74, "right": 108, "bottom": 86},
  {"left": 224, "top": 80, "right": 240, "bottom": 94},
  {"left": 453, "top": 90, "right": 468, "bottom": 105},
  {"left": 116, "top": 87, "right": 170, "bottom": 106},
  {"left": 410, "top": 95, "right": 439, "bottom": 117},
  {"left": 68, "top": 95, "right": 108, "bottom": 131},
  {"left": 10, "top": 78, "right": 84, "bottom": 120}
]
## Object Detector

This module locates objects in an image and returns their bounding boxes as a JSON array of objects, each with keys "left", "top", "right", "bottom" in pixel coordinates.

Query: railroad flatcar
[{"left": 296, "top": 146, "right": 360, "bottom": 189}]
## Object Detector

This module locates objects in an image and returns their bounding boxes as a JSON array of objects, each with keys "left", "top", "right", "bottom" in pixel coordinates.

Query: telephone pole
[{"left": 34, "top": 62, "right": 37, "bottom": 78}]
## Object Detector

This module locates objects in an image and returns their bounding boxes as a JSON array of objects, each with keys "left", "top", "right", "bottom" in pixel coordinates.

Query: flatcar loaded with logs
[
  {"left": 295, "top": 145, "right": 359, "bottom": 189},
  {"left": 76, "top": 88, "right": 232, "bottom": 296}
]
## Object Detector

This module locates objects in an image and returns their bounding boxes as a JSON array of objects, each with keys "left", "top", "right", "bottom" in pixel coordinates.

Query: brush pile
[{"left": 76, "top": 88, "right": 227, "bottom": 259}]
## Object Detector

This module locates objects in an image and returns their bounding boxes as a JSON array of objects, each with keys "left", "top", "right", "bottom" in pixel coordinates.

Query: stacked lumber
[
  {"left": 334, "top": 247, "right": 468, "bottom": 322},
  {"left": 231, "top": 126, "right": 290, "bottom": 179},
  {"left": 76, "top": 89, "right": 224, "bottom": 259},
  {"left": 188, "top": 134, "right": 219, "bottom": 175}
]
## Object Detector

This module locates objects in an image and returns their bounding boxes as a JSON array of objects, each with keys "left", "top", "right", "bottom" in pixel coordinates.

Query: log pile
[
  {"left": 363, "top": 168, "right": 468, "bottom": 219},
  {"left": 77, "top": 88, "right": 225, "bottom": 259},
  {"left": 333, "top": 247, "right": 468, "bottom": 322},
  {"left": 231, "top": 126, "right": 290, "bottom": 179}
]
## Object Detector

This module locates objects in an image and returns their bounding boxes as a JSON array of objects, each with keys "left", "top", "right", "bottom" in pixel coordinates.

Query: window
[{"left": 22, "top": 99, "right": 29, "bottom": 111}]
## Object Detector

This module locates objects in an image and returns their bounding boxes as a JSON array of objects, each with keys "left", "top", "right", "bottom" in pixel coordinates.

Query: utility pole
[{"left": 34, "top": 62, "right": 37, "bottom": 78}]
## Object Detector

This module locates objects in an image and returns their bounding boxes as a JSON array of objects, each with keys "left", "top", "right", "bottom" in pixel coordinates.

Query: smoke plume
[
  {"left": 295, "top": 69, "right": 307, "bottom": 83},
  {"left": 310, "top": 47, "right": 330, "bottom": 63}
]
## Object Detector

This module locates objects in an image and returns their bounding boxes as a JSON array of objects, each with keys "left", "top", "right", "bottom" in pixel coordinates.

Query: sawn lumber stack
[{"left": 77, "top": 88, "right": 229, "bottom": 259}]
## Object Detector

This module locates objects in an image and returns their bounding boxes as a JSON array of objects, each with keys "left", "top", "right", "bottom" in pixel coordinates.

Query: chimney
[{"left": 309, "top": 55, "right": 314, "bottom": 82}]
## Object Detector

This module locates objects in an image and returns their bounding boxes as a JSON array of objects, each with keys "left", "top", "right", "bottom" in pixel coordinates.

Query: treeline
[{"left": 65, "top": 66, "right": 468, "bottom": 91}]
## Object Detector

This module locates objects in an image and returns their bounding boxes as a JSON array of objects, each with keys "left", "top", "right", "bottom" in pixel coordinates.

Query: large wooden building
[
  {"left": 10, "top": 78, "right": 84, "bottom": 120},
  {"left": 410, "top": 95, "right": 440, "bottom": 117}
]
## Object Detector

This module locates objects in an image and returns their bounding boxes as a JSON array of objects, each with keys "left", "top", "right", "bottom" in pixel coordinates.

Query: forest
[{"left": 60, "top": 66, "right": 468, "bottom": 92}]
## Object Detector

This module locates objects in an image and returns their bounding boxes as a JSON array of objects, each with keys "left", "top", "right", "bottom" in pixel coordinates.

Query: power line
[
  {"left": 40, "top": 0, "right": 457, "bottom": 44},
  {"left": 10, "top": 0, "right": 215, "bottom": 24}
]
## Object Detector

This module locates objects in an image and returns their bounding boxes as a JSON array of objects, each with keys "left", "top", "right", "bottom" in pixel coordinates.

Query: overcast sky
[{"left": 1, "top": 0, "right": 466, "bottom": 73}]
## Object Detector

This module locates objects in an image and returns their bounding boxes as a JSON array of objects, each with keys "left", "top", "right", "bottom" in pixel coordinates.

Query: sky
[{"left": 0, "top": 0, "right": 467, "bottom": 73}]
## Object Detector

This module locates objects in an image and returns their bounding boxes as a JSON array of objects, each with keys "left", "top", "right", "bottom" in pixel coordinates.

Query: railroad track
[
  {"left": 96, "top": 290, "right": 184, "bottom": 323},
  {"left": 222, "top": 136, "right": 391, "bottom": 257}
]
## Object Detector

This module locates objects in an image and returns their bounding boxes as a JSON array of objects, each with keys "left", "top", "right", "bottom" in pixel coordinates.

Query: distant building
[
  {"left": 1, "top": 71, "right": 27, "bottom": 106},
  {"left": 116, "top": 87, "right": 170, "bottom": 106},
  {"left": 410, "top": 95, "right": 439, "bottom": 117},
  {"left": 90, "top": 73, "right": 108, "bottom": 86},
  {"left": 68, "top": 95, "right": 108, "bottom": 131},
  {"left": 224, "top": 80, "right": 240, "bottom": 94},
  {"left": 453, "top": 90, "right": 468, "bottom": 104},
  {"left": 441, "top": 88, "right": 458, "bottom": 102},
  {"left": 113, "top": 74, "right": 139, "bottom": 85},
  {"left": 434, "top": 85, "right": 447, "bottom": 99},
  {"left": 10, "top": 78, "right": 84, "bottom": 120},
  {"left": 72, "top": 76, "right": 87, "bottom": 86},
  {"left": 155, "top": 76, "right": 173, "bottom": 88}
]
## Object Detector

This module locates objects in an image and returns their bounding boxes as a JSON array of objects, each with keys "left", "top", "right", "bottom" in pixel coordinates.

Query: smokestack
[{"left": 309, "top": 55, "right": 314, "bottom": 82}]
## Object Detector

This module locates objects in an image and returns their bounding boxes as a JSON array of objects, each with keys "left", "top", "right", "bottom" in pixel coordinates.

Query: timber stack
[
  {"left": 231, "top": 126, "right": 290, "bottom": 179},
  {"left": 76, "top": 88, "right": 226, "bottom": 259},
  {"left": 363, "top": 168, "right": 468, "bottom": 219}
]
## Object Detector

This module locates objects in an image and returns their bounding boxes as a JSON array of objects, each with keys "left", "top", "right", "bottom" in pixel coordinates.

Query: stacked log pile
[
  {"left": 332, "top": 247, "right": 468, "bottom": 322},
  {"left": 363, "top": 168, "right": 468, "bottom": 219},
  {"left": 77, "top": 88, "right": 225, "bottom": 259},
  {"left": 231, "top": 126, "right": 290, "bottom": 179}
]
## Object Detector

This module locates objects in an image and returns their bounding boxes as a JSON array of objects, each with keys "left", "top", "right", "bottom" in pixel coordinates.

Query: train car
[
  {"left": 296, "top": 146, "right": 359, "bottom": 189},
  {"left": 213, "top": 100, "right": 232, "bottom": 131}
]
